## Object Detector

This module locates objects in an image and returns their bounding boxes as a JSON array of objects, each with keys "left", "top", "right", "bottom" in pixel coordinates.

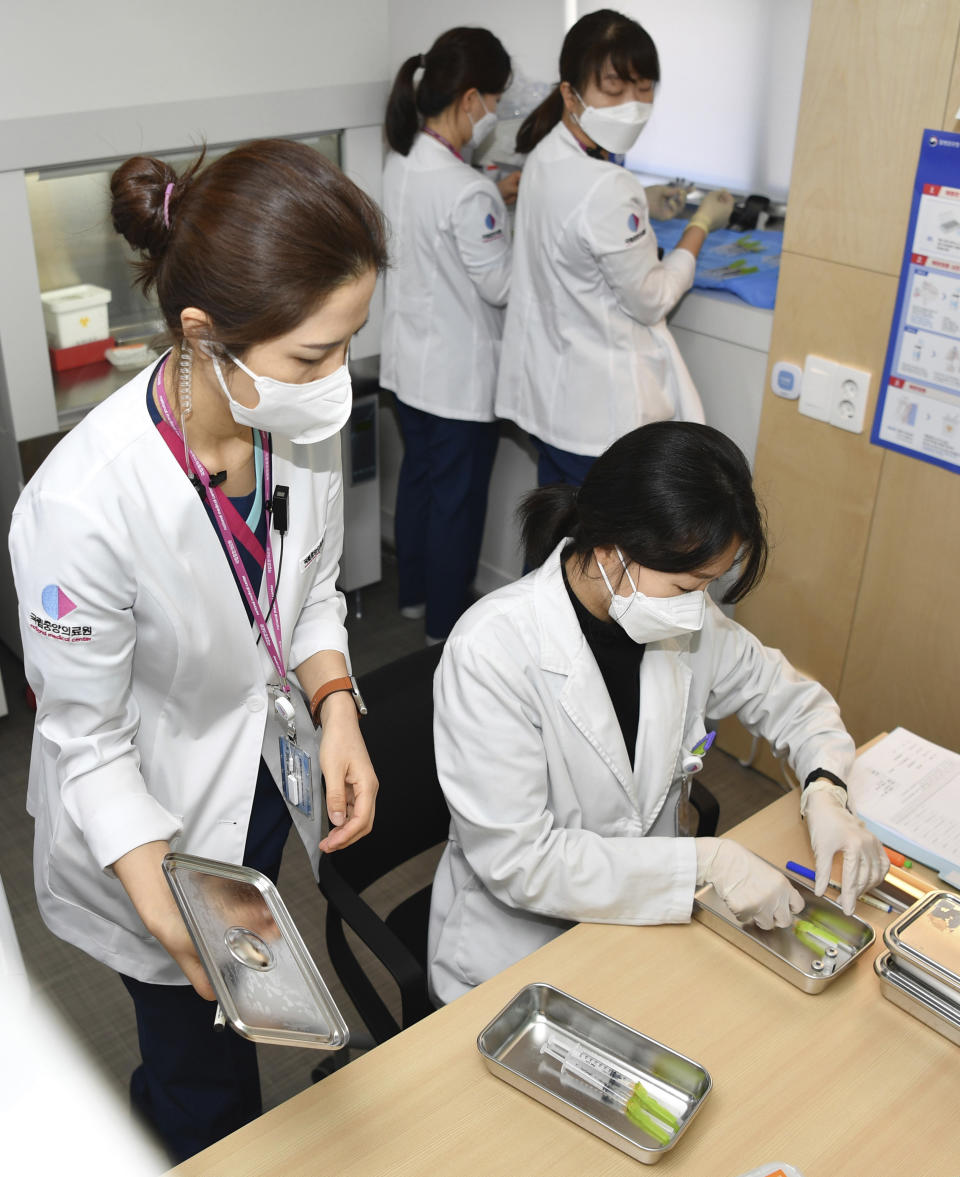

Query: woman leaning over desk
[
  {"left": 10, "top": 139, "right": 385, "bottom": 1161},
  {"left": 496, "top": 8, "right": 734, "bottom": 488},
  {"left": 427, "top": 422, "right": 888, "bottom": 1004},
  {"left": 380, "top": 27, "right": 514, "bottom": 643}
]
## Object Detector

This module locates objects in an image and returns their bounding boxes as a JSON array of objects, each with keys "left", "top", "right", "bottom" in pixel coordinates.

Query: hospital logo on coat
[
  {"left": 42, "top": 584, "right": 77, "bottom": 620},
  {"left": 625, "top": 211, "right": 646, "bottom": 244},
  {"left": 481, "top": 212, "right": 503, "bottom": 242},
  {"left": 29, "top": 584, "right": 92, "bottom": 643}
]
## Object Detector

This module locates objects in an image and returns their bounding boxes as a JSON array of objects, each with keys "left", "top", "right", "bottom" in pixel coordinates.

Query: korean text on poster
[{"left": 872, "top": 129, "right": 960, "bottom": 473}]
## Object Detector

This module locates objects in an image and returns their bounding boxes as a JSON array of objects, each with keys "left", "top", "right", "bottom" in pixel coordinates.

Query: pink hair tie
[{"left": 162, "top": 182, "right": 175, "bottom": 229}]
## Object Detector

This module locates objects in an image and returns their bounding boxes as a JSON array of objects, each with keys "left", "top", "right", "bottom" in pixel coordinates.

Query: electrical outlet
[{"left": 799, "top": 355, "right": 871, "bottom": 433}]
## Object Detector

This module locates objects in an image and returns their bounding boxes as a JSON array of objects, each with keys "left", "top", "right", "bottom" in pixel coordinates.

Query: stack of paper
[{"left": 848, "top": 728, "right": 960, "bottom": 889}]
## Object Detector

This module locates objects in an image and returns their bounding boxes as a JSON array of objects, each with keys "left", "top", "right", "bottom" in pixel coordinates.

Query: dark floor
[{"left": 0, "top": 547, "right": 786, "bottom": 1117}]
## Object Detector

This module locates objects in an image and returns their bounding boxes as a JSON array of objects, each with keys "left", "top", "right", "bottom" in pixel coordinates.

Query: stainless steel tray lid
[
  {"left": 162, "top": 853, "right": 349, "bottom": 1050},
  {"left": 883, "top": 891, "right": 960, "bottom": 995}
]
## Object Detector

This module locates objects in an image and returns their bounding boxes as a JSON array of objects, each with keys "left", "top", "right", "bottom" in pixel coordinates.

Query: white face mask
[
  {"left": 211, "top": 352, "right": 352, "bottom": 445},
  {"left": 598, "top": 548, "right": 706, "bottom": 644},
  {"left": 573, "top": 90, "right": 652, "bottom": 155},
  {"left": 468, "top": 97, "right": 498, "bottom": 149}
]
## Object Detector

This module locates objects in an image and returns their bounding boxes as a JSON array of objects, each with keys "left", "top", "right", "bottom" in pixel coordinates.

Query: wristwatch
[{"left": 310, "top": 675, "right": 367, "bottom": 728}]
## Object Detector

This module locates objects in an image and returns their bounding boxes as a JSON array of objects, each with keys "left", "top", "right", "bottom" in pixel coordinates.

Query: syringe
[{"left": 539, "top": 1037, "right": 678, "bottom": 1145}]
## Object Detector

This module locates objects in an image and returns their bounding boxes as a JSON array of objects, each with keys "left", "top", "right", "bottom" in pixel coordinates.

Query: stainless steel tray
[
  {"left": 163, "top": 852, "right": 349, "bottom": 1050},
  {"left": 477, "top": 983, "right": 711, "bottom": 1164},
  {"left": 693, "top": 868, "right": 875, "bottom": 993},
  {"left": 883, "top": 891, "right": 960, "bottom": 1006},
  {"left": 875, "top": 950, "right": 960, "bottom": 1046}
]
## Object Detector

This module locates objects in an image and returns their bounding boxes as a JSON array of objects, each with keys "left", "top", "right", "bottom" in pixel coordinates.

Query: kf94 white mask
[
  {"left": 468, "top": 102, "right": 498, "bottom": 149},
  {"left": 211, "top": 352, "right": 352, "bottom": 445},
  {"left": 573, "top": 91, "right": 652, "bottom": 155},
  {"left": 598, "top": 547, "right": 706, "bottom": 644}
]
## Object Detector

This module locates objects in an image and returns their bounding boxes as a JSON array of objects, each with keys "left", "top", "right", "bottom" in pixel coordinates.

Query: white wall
[
  {"left": 576, "top": 0, "right": 811, "bottom": 200},
  {"left": 388, "top": 0, "right": 566, "bottom": 83},
  {"left": 0, "top": 0, "right": 390, "bottom": 121}
]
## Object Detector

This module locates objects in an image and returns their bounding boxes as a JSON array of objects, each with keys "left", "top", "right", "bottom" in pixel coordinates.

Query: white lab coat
[
  {"left": 495, "top": 122, "right": 701, "bottom": 456},
  {"left": 380, "top": 132, "right": 512, "bottom": 422},
  {"left": 427, "top": 541, "right": 855, "bottom": 1004},
  {"left": 10, "top": 364, "right": 349, "bottom": 984}
]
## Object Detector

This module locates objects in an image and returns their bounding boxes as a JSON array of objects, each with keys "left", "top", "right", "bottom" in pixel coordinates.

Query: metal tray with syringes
[
  {"left": 693, "top": 863, "right": 875, "bottom": 993},
  {"left": 477, "top": 983, "right": 712, "bottom": 1164}
]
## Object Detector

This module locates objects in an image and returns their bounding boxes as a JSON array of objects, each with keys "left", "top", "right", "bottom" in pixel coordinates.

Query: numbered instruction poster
[{"left": 872, "top": 129, "right": 960, "bottom": 473}]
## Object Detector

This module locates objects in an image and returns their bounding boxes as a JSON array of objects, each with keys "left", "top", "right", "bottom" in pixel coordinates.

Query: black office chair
[
  {"left": 315, "top": 643, "right": 449, "bottom": 1053},
  {"left": 690, "top": 779, "right": 719, "bottom": 837}
]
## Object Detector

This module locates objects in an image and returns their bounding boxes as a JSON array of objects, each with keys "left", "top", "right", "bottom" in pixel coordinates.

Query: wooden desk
[{"left": 171, "top": 793, "right": 958, "bottom": 1176}]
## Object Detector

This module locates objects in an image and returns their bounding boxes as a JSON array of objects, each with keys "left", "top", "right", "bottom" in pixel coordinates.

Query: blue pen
[{"left": 785, "top": 861, "right": 893, "bottom": 912}]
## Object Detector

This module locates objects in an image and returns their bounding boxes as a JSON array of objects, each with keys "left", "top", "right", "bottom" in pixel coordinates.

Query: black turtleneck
[{"left": 561, "top": 550, "right": 645, "bottom": 768}]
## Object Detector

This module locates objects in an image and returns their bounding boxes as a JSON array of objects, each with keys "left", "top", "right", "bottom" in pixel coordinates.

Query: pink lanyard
[
  {"left": 154, "top": 355, "right": 289, "bottom": 693},
  {"left": 422, "top": 126, "right": 464, "bottom": 161}
]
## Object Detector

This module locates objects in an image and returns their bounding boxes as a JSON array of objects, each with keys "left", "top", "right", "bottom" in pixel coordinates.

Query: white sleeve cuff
[{"left": 799, "top": 779, "right": 850, "bottom": 820}]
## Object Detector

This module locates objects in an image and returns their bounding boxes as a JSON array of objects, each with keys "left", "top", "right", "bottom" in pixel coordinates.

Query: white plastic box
[{"left": 41, "top": 284, "right": 112, "bottom": 349}]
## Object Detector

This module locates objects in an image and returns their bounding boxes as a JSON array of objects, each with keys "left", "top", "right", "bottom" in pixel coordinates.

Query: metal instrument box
[
  {"left": 693, "top": 868, "right": 875, "bottom": 993},
  {"left": 163, "top": 852, "right": 349, "bottom": 1050},
  {"left": 477, "top": 983, "right": 711, "bottom": 1164},
  {"left": 877, "top": 891, "right": 960, "bottom": 1044}
]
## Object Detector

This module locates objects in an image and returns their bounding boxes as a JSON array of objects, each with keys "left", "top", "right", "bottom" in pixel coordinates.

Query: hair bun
[{"left": 110, "top": 155, "right": 179, "bottom": 257}]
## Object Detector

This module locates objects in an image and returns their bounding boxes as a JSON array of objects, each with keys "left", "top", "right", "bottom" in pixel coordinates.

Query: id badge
[{"left": 279, "top": 735, "right": 314, "bottom": 819}]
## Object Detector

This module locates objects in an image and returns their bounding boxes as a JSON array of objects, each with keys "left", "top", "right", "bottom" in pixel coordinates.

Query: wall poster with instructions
[{"left": 872, "top": 129, "right": 960, "bottom": 473}]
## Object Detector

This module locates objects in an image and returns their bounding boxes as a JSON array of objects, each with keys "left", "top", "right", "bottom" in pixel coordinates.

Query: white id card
[{"left": 279, "top": 736, "right": 314, "bottom": 818}]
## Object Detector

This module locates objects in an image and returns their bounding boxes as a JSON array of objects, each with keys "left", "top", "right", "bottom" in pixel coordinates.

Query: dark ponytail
[
  {"left": 519, "top": 483, "right": 580, "bottom": 571},
  {"left": 515, "top": 89, "right": 565, "bottom": 156},
  {"left": 516, "top": 7, "right": 660, "bottom": 154},
  {"left": 518, "top": 422, "right": 768, "bottom": 605},
  {"left": 385, "top": 54, "right": 425, "bottom": 157},
  {"left": 385, "top": 27, "right": 512, "bottom": 156}
]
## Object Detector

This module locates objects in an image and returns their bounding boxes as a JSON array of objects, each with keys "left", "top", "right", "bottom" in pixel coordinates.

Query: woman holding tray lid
[
  {"left": 496, "top": 9, "right": 734, "bottom": 487},
  {"left": 381, "top": 27, "right": 514, "bottom": 643},
  {"left": 427, "top": 422, "right": 888, "bottom": 1004},
  {"left": 10, "top": 139, "right": 385, "bottom": 1160}
]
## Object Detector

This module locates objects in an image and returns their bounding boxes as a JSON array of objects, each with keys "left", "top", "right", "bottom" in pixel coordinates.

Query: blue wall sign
[{"left": 872, "top": 129, "right": 960, "bottom": 473}]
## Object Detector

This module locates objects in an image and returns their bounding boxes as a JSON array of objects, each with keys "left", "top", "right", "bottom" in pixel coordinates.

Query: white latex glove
[
  {"left": 695, "top": 838, "right": 804, "bottom": 930},
  {"left": 688, "top": 189, "right": 734, "bottom": 234},
  {"left": 645, "top": 183, "right": 692, "bottom": 220},
  {"left": 802, "top": 784, "right": 888, "bottom": 915}
]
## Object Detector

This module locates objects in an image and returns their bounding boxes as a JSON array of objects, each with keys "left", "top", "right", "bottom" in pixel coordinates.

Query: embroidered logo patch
[
  {"left": 625, "top": 209, "right": 647, "bottom": 244},
  {"left": 30, "top": 584, "right": 91, "bottom": 642},
  {"left": 301, "top": 537, "right": 325, "bottom": 572},
  {"left": 481, "top": 211, "right": 503, "bottom": 242},
  {"left": 42, "top": 584, "right": 77, "bottom": 620}
]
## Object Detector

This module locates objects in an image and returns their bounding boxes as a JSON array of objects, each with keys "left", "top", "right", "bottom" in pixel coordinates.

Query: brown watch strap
[{"left": 310, "top": 677, "right": 353, "bottom": 728}]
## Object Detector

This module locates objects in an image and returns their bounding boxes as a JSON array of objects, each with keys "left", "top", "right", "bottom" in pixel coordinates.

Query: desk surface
[{"left": 171, "top": 792, "right": 959, "bottom": 1177}]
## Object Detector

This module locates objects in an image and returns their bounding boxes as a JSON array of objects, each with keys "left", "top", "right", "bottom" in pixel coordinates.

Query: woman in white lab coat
[
  {"left": 427, "top": 422, "right": 888, "bottom": 1004},
  {"left": 381, "top": 28, "right": 514, "bottom": 642},
  {"left": 10, "top": 140, "right": 385, "bottom": 1162},
  {"left": 496, "top": 9, "right": 734, "bottom": 487}
]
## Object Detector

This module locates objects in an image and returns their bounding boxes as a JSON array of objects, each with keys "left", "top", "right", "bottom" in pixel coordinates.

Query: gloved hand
[
  {"left": 695, "top": 838, "right": 804, "bottom": 930},
  {"left": 803, "top": 784, "right": 888, "bottom": 915},
  {"left": 688, "top": 189, "right": 734, "bottom": 235},
  {"left": 645, "top": 183, "right": 691, "bottom": 220}
]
